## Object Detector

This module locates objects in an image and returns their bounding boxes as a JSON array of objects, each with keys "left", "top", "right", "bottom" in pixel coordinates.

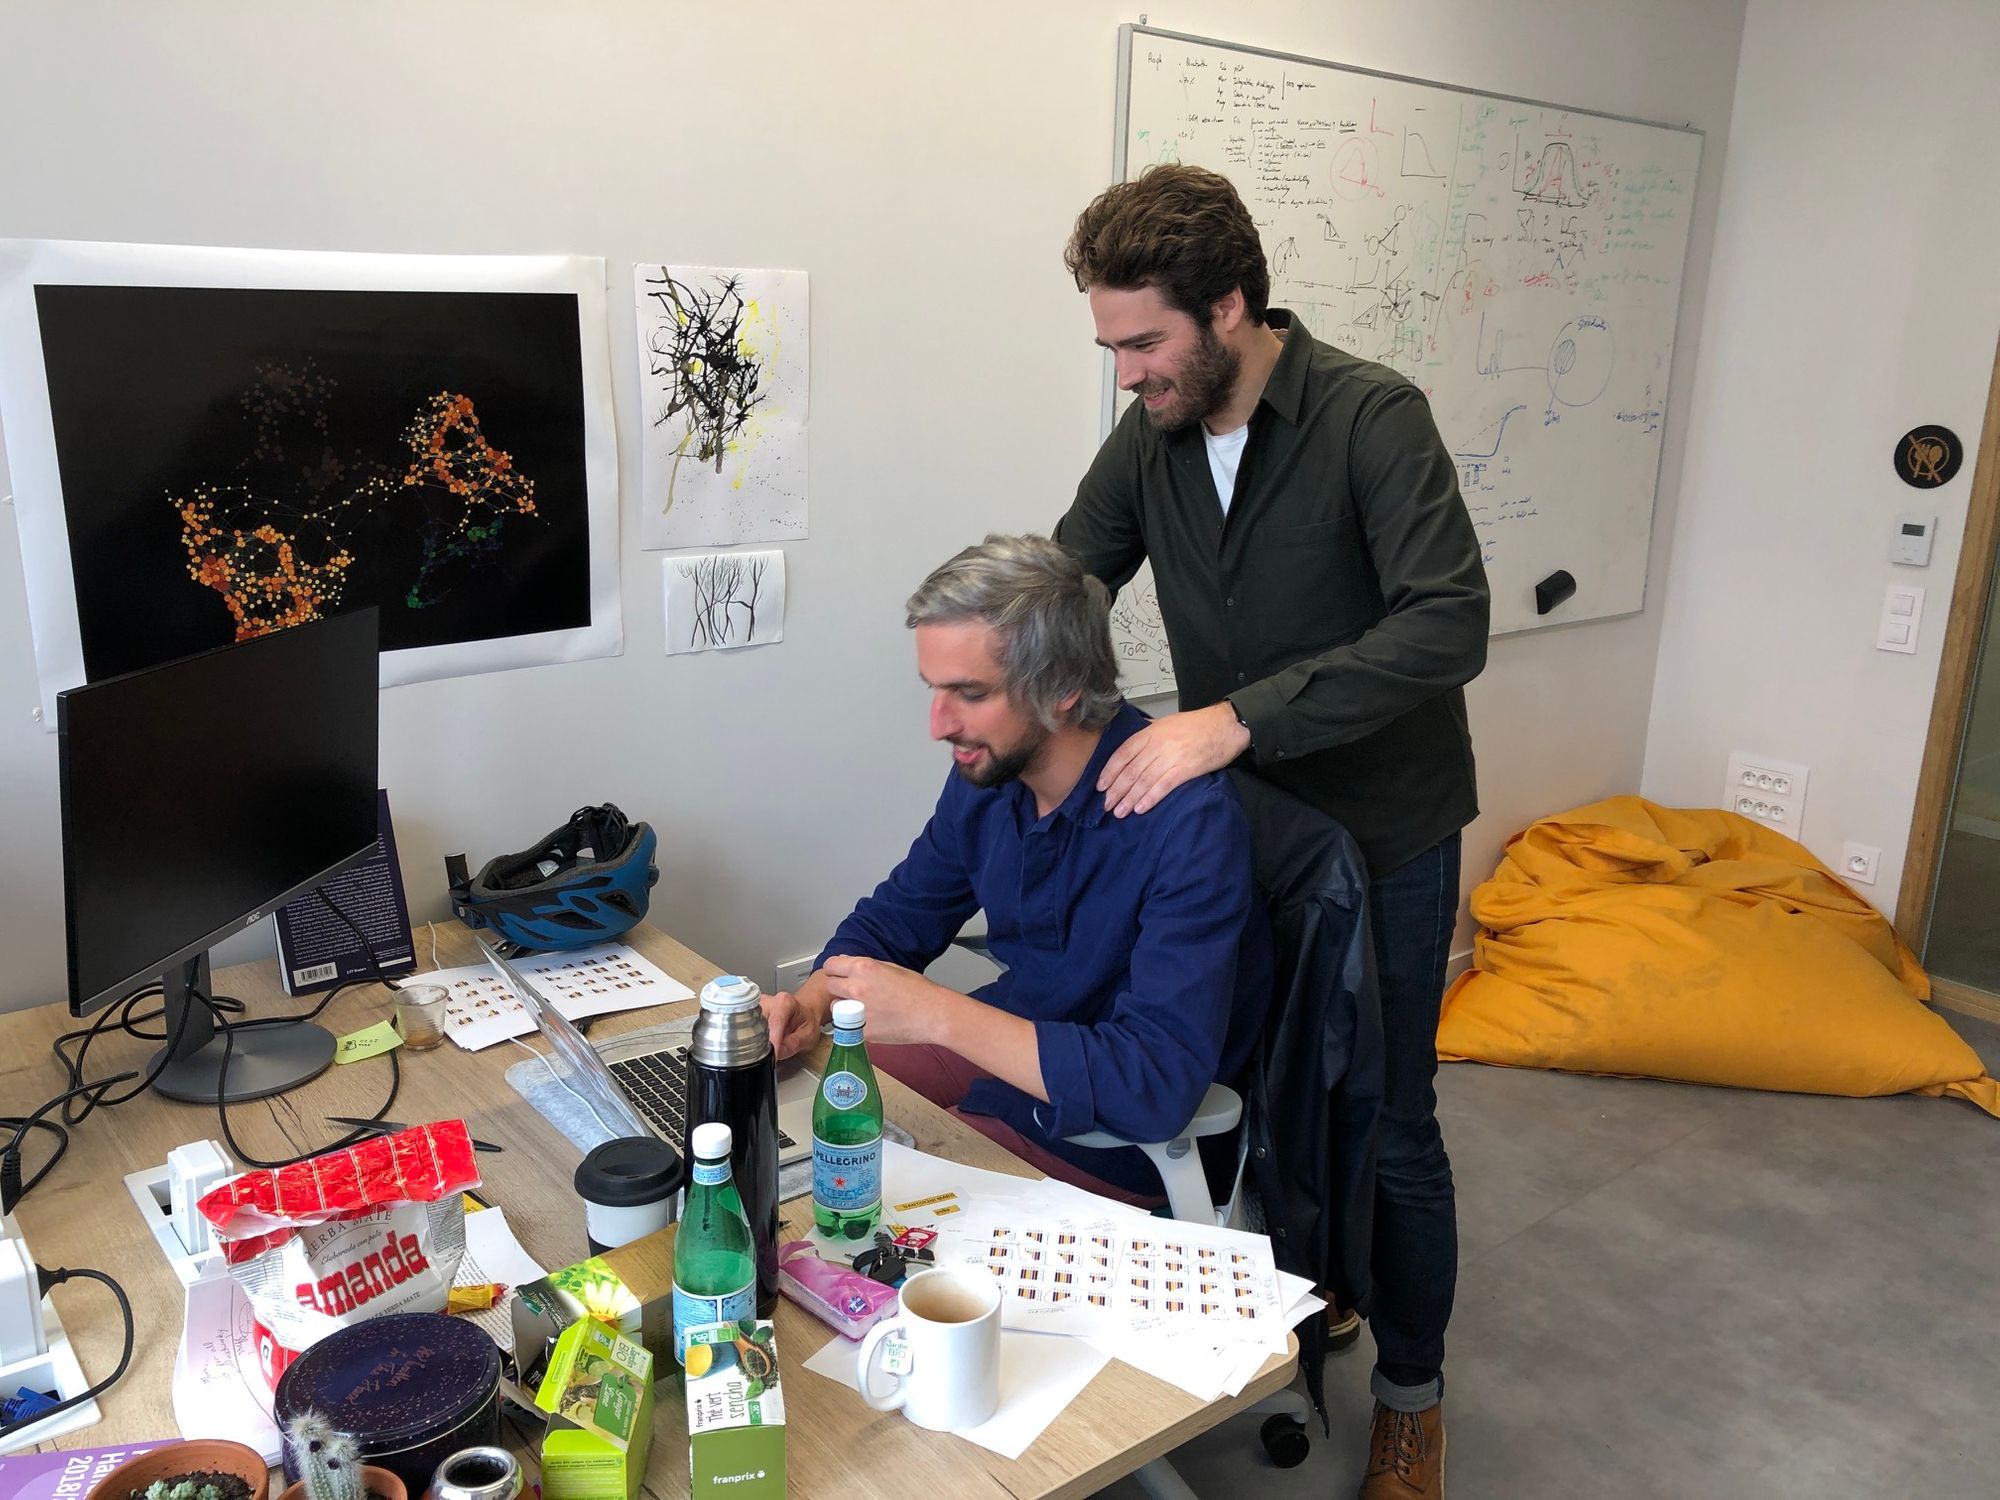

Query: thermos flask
[{"left": 683, "top": 974, "right": 781, "bottom": 1315}]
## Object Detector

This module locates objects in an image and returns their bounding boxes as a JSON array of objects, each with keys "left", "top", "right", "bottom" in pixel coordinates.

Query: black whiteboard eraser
[{"left": 1535, "top": 570, "right": 1577, "bottom": 615}]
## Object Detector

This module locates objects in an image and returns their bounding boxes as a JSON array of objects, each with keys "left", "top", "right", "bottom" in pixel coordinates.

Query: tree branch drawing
[
  {"left": 675, "top": 552, "right": 770, "bottom": 649},
  {"left": 642, "top": 268, "right": 766, "bottom": 515}
]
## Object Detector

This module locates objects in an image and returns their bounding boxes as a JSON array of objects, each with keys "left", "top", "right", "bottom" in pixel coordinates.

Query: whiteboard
[{"left": 1105, "top": 26, "right": 1702, "bottom": 691}]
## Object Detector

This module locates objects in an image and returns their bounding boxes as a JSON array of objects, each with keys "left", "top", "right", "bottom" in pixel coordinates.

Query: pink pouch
[{"left": 777, "top": 1239, "right": 900, "bottom": 1339}]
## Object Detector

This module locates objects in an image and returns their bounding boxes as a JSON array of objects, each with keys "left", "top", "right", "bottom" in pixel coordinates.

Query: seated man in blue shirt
[{"left": 761, "top": 533, "right": 1271, "bottom": 1202}]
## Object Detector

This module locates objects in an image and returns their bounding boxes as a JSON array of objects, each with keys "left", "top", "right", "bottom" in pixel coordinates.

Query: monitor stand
[{"left": 149, "top": 953, "right": 336, "bottom": 1104}]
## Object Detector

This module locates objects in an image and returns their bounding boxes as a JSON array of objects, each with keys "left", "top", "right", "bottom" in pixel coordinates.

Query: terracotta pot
[
  {"left": 276, "top": 1469, "right": 407, "bottom": 1500},
  {"left": 84, "top": 1440, "right": 272, "bottom": 1500}
]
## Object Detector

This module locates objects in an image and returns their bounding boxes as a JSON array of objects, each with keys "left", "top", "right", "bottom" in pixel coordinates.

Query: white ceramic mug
[{"left": 856, "top": 1267, "right": 1002, "bottom": 1431}]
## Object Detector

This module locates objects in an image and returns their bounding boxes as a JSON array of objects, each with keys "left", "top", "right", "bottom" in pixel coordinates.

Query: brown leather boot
[
  {"left": 1357, "top": 1399, "right": 1446, "bottom": 1498},
  {"left": 1327, "top": 1301, "right": 1362, "bottom": 1352}
]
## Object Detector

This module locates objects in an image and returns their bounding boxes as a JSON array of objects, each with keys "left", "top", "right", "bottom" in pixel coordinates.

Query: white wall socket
[
  {"left": 1841, "top": 842, "right": 1882, "bottom": 885},
  {"left": 1725, "top": 752, "right": 1809, "bottom": 833},
  {"left": 772, "top": 956, "right": 816, "bottom": 994}
]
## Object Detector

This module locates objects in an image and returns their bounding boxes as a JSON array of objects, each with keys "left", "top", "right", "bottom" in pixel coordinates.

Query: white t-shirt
[{"left": 1203, "top": 422, "right": 1250, "bottom": 515}]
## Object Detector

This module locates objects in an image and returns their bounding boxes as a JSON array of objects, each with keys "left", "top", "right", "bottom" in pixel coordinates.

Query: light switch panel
[{"left": 1876, "top": 584, "right": 1924, "bottom": 653}]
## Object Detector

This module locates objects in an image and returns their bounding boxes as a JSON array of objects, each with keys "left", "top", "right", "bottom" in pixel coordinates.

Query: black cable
[
  {"left": 315, "top": 887, "right": 403, "bottom": 989},
  {"left": 202, "top": 887, "right": 404, "bottom": 1170},
  {"left": 1, "top": 1075, "right": 139, "bottom": 1212},
  {"left": 14, "top": 889, "right": 402, "bottom": 1198},
  {"left": 53, "top": 984, "right": 182, "bottom": 1124},
  {"left": 199, "top": 987, "right": 403, "bottom": 1170},
  {"left": 0, "top": 1265, "right": 135, "bottom": 1443}
]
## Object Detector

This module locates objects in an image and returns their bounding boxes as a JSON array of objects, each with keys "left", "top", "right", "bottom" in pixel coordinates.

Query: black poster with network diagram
[{"left": 33, "top": 282, "right": 593, "bottom": 681}]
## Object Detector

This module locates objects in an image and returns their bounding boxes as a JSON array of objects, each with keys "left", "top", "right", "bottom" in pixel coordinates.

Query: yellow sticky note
[{"left": 334, "top": 1018, "right": 403, "bottom": 1064}]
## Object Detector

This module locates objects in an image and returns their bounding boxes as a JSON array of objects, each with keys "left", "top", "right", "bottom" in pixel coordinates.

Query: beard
[
  {"left": 1136, "top": 320, "right": 1241, "bottom": 433},
  {"left": 950, "top": 725, "right": 1049, "bottom": 789}
]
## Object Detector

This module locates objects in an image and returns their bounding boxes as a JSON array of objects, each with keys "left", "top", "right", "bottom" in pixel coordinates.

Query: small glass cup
[{"left": 396, "top": 981, "right": 449, "bottom": 1051}]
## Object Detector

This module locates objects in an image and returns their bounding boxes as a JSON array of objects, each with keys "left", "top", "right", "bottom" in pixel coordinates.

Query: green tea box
[
  {"left": 683, "top": 1318, "right": 786, "bottom": 1497},
  {"left": 535, "top": 1316, "right": 656, "bottom": 1500}
]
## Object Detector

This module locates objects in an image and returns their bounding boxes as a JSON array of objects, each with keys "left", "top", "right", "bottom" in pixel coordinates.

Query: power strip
[
  {"left": 0, "top": 1229, "right": 44, "bottom": 1366},
  {"left": 0, "top": 1214, "right": 100, "bottom": 1454}
]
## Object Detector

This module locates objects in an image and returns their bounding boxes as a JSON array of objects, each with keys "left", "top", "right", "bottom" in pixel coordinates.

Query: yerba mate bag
[{"left": 199, "top": 1119, "right": 482, "bottom": 1385}]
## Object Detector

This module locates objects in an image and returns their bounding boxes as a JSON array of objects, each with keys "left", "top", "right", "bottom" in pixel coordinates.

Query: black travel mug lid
[{"left": 574, "top": 1135, "right": 684, "bottom": 1206}]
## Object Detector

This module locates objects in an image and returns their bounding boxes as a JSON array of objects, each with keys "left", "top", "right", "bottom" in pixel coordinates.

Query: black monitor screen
[{"left": 58, "top": 608, "right": 380, "bottom": 1016}]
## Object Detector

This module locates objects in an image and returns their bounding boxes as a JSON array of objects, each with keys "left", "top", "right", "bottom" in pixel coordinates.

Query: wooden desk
[{"left": 2, "top": 924, "right": 1296, "bottom": 1498}]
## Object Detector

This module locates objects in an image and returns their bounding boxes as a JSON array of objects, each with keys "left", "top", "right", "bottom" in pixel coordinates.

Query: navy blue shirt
[{"left": 818, "top": 701, "right": 1271, "bottom": 1193}]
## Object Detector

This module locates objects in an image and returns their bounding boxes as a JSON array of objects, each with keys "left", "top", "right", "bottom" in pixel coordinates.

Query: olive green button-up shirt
[{"left": 1056, "top": 310, "right": 1489, "bottom": 876}]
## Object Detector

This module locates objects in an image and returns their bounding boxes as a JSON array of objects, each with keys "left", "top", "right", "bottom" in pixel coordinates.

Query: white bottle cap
[
  {"left": 691, "top": 1121, "right": 734, "bottom": 1162},
  {"left": 700, "top": 974, "right": 762, "bottom": 1013},
  {"left": 831, "top": 999, "right": 866, "bottom": 1030}
]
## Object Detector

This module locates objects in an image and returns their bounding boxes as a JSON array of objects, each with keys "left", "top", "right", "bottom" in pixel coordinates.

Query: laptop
[{"left": 476, "top": 937, "right": 817, "bottom": 1172}]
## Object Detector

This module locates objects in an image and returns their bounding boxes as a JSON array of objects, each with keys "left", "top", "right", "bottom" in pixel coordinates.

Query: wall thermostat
[{"left": 1892, "top": 511, "right": 1936, "bottom": 567}]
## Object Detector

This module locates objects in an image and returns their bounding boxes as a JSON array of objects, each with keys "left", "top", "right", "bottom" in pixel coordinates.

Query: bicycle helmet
[{"left": 446, "top": 803, "right": 659, "bottom": 952}]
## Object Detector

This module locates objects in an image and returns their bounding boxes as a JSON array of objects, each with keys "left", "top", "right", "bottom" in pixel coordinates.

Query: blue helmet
[{"left": 447, "top": 804, "right": 659, "bottom": 952}]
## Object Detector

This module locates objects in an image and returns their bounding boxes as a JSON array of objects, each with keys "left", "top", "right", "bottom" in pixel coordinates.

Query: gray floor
[{"left": 1095, "top": 1014, "right": 2000, "bottom": 1499}]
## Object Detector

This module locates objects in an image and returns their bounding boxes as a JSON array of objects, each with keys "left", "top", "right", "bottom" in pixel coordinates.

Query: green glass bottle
[
  {"left": 672, "top": 1121, "right": 756, "bottom": 1366},
  {"left": 812, "top": 998, "right": 884, "bottom": 1239}
]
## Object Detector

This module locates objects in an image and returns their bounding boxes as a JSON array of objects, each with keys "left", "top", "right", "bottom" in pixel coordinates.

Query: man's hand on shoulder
[
  {"left": 820, "top": 955, "right": 949, "bottom": 1046},
  {"left": 1097, "top": 702, "right": 1252, "bottom": 819}
]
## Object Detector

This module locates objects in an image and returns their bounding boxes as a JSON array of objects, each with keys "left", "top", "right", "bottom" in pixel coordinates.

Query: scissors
[{"left": 329, "top": 1116, "right": 505, "bottom": 1153}]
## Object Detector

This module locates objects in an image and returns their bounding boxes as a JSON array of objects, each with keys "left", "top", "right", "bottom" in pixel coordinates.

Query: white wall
[
  {"left": 1642, "top": 0, "right": 2000, "bottom": 912},
  {"left": 0, "top": 0, "right": 1746, "bottom": 1013}
]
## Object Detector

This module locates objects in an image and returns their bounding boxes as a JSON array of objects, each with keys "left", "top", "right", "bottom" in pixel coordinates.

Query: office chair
[{"left": 949, "top": 773, "right": 1386, "bottom": 1491}]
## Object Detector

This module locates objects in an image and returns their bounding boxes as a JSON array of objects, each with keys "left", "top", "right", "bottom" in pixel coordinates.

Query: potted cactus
[
  {"left": 82, "top": 1440, "right": 270, "bottom": 1500},
  {"left": 278, "top": 1414, "right": 407, "bottom": 1500}
]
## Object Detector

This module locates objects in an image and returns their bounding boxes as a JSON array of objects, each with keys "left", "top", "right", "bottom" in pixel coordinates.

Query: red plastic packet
[{"left": 199, "top": 1120, "right": 482, "bottom": 1385}]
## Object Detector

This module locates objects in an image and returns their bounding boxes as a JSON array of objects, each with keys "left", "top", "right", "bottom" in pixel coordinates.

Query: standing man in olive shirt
[{"left": 1055, "top": 165, "right": 1487, "bottom": 1500}]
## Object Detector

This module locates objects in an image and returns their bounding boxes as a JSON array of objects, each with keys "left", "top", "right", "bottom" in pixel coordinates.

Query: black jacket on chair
[{"left": 1230, "top": 768, "right": 1386, "bottom": 1421}]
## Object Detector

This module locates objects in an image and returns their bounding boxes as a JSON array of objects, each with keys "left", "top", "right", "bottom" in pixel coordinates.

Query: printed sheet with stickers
[
  {"left": 417, "top": 942, "right": 696, "bottom": 1050},
  {"left": 942, "top": 1209, "right": 1288, "bottom": 1341}
]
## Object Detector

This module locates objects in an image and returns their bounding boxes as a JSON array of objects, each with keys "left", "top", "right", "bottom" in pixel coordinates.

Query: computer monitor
[{"left": 57, "top": 608, "right": 381, "bottom": 1103}]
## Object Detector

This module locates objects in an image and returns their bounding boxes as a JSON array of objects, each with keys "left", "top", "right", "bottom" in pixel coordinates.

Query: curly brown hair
[{"left": 1063, "top": 164, "right": 1269, "bottom": 325}]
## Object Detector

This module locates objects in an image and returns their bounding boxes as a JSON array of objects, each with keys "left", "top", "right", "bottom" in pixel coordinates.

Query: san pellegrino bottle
[
  {"left": 812, "top": 998, "right": 884, "bottom": 1240},
  {"left": 672, "top": 1121, "right": 756, "bottom": 1365}
]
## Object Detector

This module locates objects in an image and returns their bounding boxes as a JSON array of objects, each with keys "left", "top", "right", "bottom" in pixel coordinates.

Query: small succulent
[
  {"left": 144, "top": 1484, "right": 223, "bottom": 1500},
  {"left": 287, "top": 1412, "right": 363, "bottom": 1500}
]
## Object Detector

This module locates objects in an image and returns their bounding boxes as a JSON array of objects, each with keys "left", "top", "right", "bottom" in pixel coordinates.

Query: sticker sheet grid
[
  {"left": 423, "top": 942, "right": 695, "bottom": 1050},
  {"left": 959, "top": 1215, "right": 1286, "bottom": 1338}
]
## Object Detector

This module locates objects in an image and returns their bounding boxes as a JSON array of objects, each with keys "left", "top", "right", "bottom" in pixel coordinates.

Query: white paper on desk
[
  {"left": 419, "top": 942, "right": 696, "bottom": 1051},
  {"left": 174, "top": 1270, "right": 281, "bottom": 1464},
  {"left": 802, "top": 1326, "right": 1107, "bottom": 1461},
  {"left": 1091, "top": 1271, "right": 1321, "bottom": 1401},
  {"left": 942, "top": 1203, "right": 1289, "bottom": 1345},
  {"left": 880, "top": 1139, "right": 1052, "bottom": 1210},
  {"left": 874, "top": 1141, "right": 1155, "bottom": 1251},
  {"left": 455, "top": 1206, "right": 548, "bottom": 1354}
]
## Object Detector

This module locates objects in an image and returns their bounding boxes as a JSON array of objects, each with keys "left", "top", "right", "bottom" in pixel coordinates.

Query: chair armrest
[
  {"left": 1061, "top": 1084, "right": 1242, "bottom": 1224},
  {"left": 1064, "top": 1082, "right": 1241, "bottom": 1150},
  {"left": 950, "top": 932, "right": 994, "bottom": 962}
]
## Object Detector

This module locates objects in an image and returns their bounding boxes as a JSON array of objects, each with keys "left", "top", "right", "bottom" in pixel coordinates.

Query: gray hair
[{"left": 905, "top": 534, "right": 1123, "bottom": 732}]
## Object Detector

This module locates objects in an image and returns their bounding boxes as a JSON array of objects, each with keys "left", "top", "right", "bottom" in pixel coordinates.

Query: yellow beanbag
[{"left": 1437, "top": 796, "right": 1999, "bottom": 1116}]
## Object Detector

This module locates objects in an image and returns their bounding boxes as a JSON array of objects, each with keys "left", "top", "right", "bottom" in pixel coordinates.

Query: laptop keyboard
[{"left": 607, "top": 1046, "right": 798, "bottom": 1152}]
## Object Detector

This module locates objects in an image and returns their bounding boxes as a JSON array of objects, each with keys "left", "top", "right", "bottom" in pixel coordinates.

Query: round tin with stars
[{"left": 274, "top": 1312, "right": 501, "bottom": 1497}]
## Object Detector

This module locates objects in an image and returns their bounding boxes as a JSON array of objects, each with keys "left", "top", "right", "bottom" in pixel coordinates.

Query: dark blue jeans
[{"left": 1366, "top": 832, "right": 1460, "bottom": 1411}]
